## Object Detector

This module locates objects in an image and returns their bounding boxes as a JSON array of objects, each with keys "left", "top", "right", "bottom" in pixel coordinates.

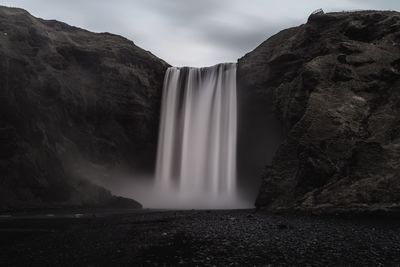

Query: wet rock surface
[
  {"left": 0, "top": 6, "right": 168, "bottom": 209},
  {"left": 238, "top": 11, "right": 400, "bottom": 213},
  {"left": 1, "top": 209, "right": 400, "bottom": 266}
]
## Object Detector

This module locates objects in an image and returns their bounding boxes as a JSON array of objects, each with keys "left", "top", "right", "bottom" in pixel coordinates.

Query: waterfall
[{"left": 154, "top": 63, "right": 239, "bottom": 208}]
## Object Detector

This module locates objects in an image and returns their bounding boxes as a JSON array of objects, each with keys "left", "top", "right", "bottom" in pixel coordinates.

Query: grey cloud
[
  {"left": 198, "top": 23, "right": 281, "bottom": 54},
  {"left": 344, "top": 0, "right": 400, "bottom": 10},
  {"left": 145, "top": 0, "right": 226, "bottom": 19},
  {"left": 195, "top": 15, "right": 304, "bottom": 56},
  {"left": 1, "top": 0, "right": 400, "bottom": 66}
]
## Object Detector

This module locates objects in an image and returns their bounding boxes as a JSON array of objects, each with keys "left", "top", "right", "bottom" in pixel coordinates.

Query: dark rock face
[
  {"left": 0, "top": 6, "right": 168, "bottom": 210},
  {"left": 238, "top": 11, "right": 400, "bottom": 214}
]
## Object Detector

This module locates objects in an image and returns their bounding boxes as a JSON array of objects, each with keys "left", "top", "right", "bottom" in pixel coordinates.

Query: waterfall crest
[{"left": 154, "top": 63, "right": 240, "bottom": 208}]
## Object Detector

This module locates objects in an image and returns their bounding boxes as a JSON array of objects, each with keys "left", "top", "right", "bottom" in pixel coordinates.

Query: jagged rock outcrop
[
  {"left": 0, "top": 6, "right": 168, "bottom": 210},
  {"left": 239, "top": 11, "right": 400, "bottom": 214}
]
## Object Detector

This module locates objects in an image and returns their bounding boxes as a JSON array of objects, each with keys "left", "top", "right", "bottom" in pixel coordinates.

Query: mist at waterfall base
[{"left": 70, "top": 160, "right": 252, "bottom": 209}]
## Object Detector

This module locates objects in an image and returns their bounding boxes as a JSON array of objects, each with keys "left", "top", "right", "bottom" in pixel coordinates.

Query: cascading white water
[{"left": 154, "top": 63, "right": 240, "bottom": 208}]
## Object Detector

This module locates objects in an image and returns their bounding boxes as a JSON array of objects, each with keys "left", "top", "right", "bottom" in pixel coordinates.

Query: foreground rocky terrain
[
  {"left": 238, "top": 10, "right": 400, "bottom": 213},
  {"left": 0, "top": 6, "right": 168, "bottom": 210},
  {"left": 0, "top": 209, "right": 399, "bottom": 266}
]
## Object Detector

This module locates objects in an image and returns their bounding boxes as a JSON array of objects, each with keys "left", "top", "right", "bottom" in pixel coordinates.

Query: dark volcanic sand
[{"left": 0, "top": 209, "right": 399, "bottom": 266}]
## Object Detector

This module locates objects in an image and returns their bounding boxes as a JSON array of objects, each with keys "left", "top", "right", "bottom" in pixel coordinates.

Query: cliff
[
  {"left": 0, "top": 6, "right": 168, "bottom": 210},
  {"left": 238, "top": 10, "right": 400, "bottom": 214},
  {"left": 2, "top": 6, "right": 400, "bottom": 214}
]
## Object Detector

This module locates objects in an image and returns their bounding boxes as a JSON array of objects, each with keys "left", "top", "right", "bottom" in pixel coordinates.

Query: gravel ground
[{"left": 0, "top": 209, "right": 399, "bottom": 266}]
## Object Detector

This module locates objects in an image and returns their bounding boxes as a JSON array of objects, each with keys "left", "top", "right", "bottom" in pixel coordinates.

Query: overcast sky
[{"left": 1, "top": 0, "right": 400, "bottom": 66}]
